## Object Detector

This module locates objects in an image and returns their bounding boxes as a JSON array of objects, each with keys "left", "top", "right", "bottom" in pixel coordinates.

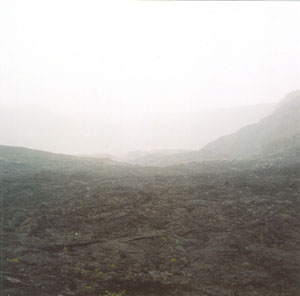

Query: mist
[
  {"left": 0, "top": 1, "right": 299, "bottom": 155},
  {"left": 2, "top": 2, "right": 300, "bottom": 295}
]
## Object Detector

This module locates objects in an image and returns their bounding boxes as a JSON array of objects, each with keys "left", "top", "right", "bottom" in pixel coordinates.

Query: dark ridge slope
[{"left": 199, "top": 91, "right": 300, "bottom": 159}]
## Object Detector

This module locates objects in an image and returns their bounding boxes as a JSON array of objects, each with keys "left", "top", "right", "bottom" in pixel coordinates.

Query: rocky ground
[{"left": 1, "top": 156, "right": 300, "bottom": 296}]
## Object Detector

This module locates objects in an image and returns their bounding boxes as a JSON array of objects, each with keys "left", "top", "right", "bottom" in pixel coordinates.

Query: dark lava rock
[{"left": 1, "top": 154, "right": 300, "bottom": 296}]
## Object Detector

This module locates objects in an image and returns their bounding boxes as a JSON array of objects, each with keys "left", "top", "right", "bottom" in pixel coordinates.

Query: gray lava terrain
[{"left": 1, "top": 147, "right": 300, "bottom": 296}]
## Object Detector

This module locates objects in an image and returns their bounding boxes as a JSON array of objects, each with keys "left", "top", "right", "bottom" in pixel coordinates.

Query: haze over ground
[{"left": 0, "top": 1, "right": 299, "bottom": 155}]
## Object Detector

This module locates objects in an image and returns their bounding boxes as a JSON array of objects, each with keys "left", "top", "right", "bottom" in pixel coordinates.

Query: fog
[{"left": 0, "top": 1, "right": 299, "bottom": 155}]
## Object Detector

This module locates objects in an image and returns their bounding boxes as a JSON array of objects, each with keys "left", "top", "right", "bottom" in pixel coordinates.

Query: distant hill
[
  {"left": 199, "top": 91, "right": 300, "bottom": 160},
  {"left": 1, "top": 92, "right": 298, "bottom": 168},
  {"left": 121, "top": 92, "right": 299, "bottom": 166},
  {"left": 0, "top": 145, "right": 123, "bottom": 178}
]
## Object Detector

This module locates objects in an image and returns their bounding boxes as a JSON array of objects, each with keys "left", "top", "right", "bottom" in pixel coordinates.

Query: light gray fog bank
[{"left": 0, "top": 1, "right": 299, "bottom": 155}]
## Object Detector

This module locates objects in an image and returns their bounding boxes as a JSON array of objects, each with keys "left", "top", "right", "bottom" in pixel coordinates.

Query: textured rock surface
[{"left": 1, "top": 148, "right": 300, "bottom": 296}]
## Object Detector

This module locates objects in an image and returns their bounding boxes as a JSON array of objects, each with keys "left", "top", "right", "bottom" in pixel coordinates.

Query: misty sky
[{"left": 0, "top": 1, "right": 299, "bottom": 155}]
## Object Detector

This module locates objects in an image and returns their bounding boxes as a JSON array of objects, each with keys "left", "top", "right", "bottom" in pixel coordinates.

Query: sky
[{"left": 0, "top": 1, "right": 299, "bottom": 155}]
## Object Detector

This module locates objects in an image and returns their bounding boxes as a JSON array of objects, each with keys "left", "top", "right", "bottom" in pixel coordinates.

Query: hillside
[
  {"left": 123, "top": 92, "right": 299, "bottom": 166},
  {"left": 0, "top": 145, "right": 124, "bottom": 178},
  {"left": 199, "top": 91, "right": 300, "bottom": 160}
]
